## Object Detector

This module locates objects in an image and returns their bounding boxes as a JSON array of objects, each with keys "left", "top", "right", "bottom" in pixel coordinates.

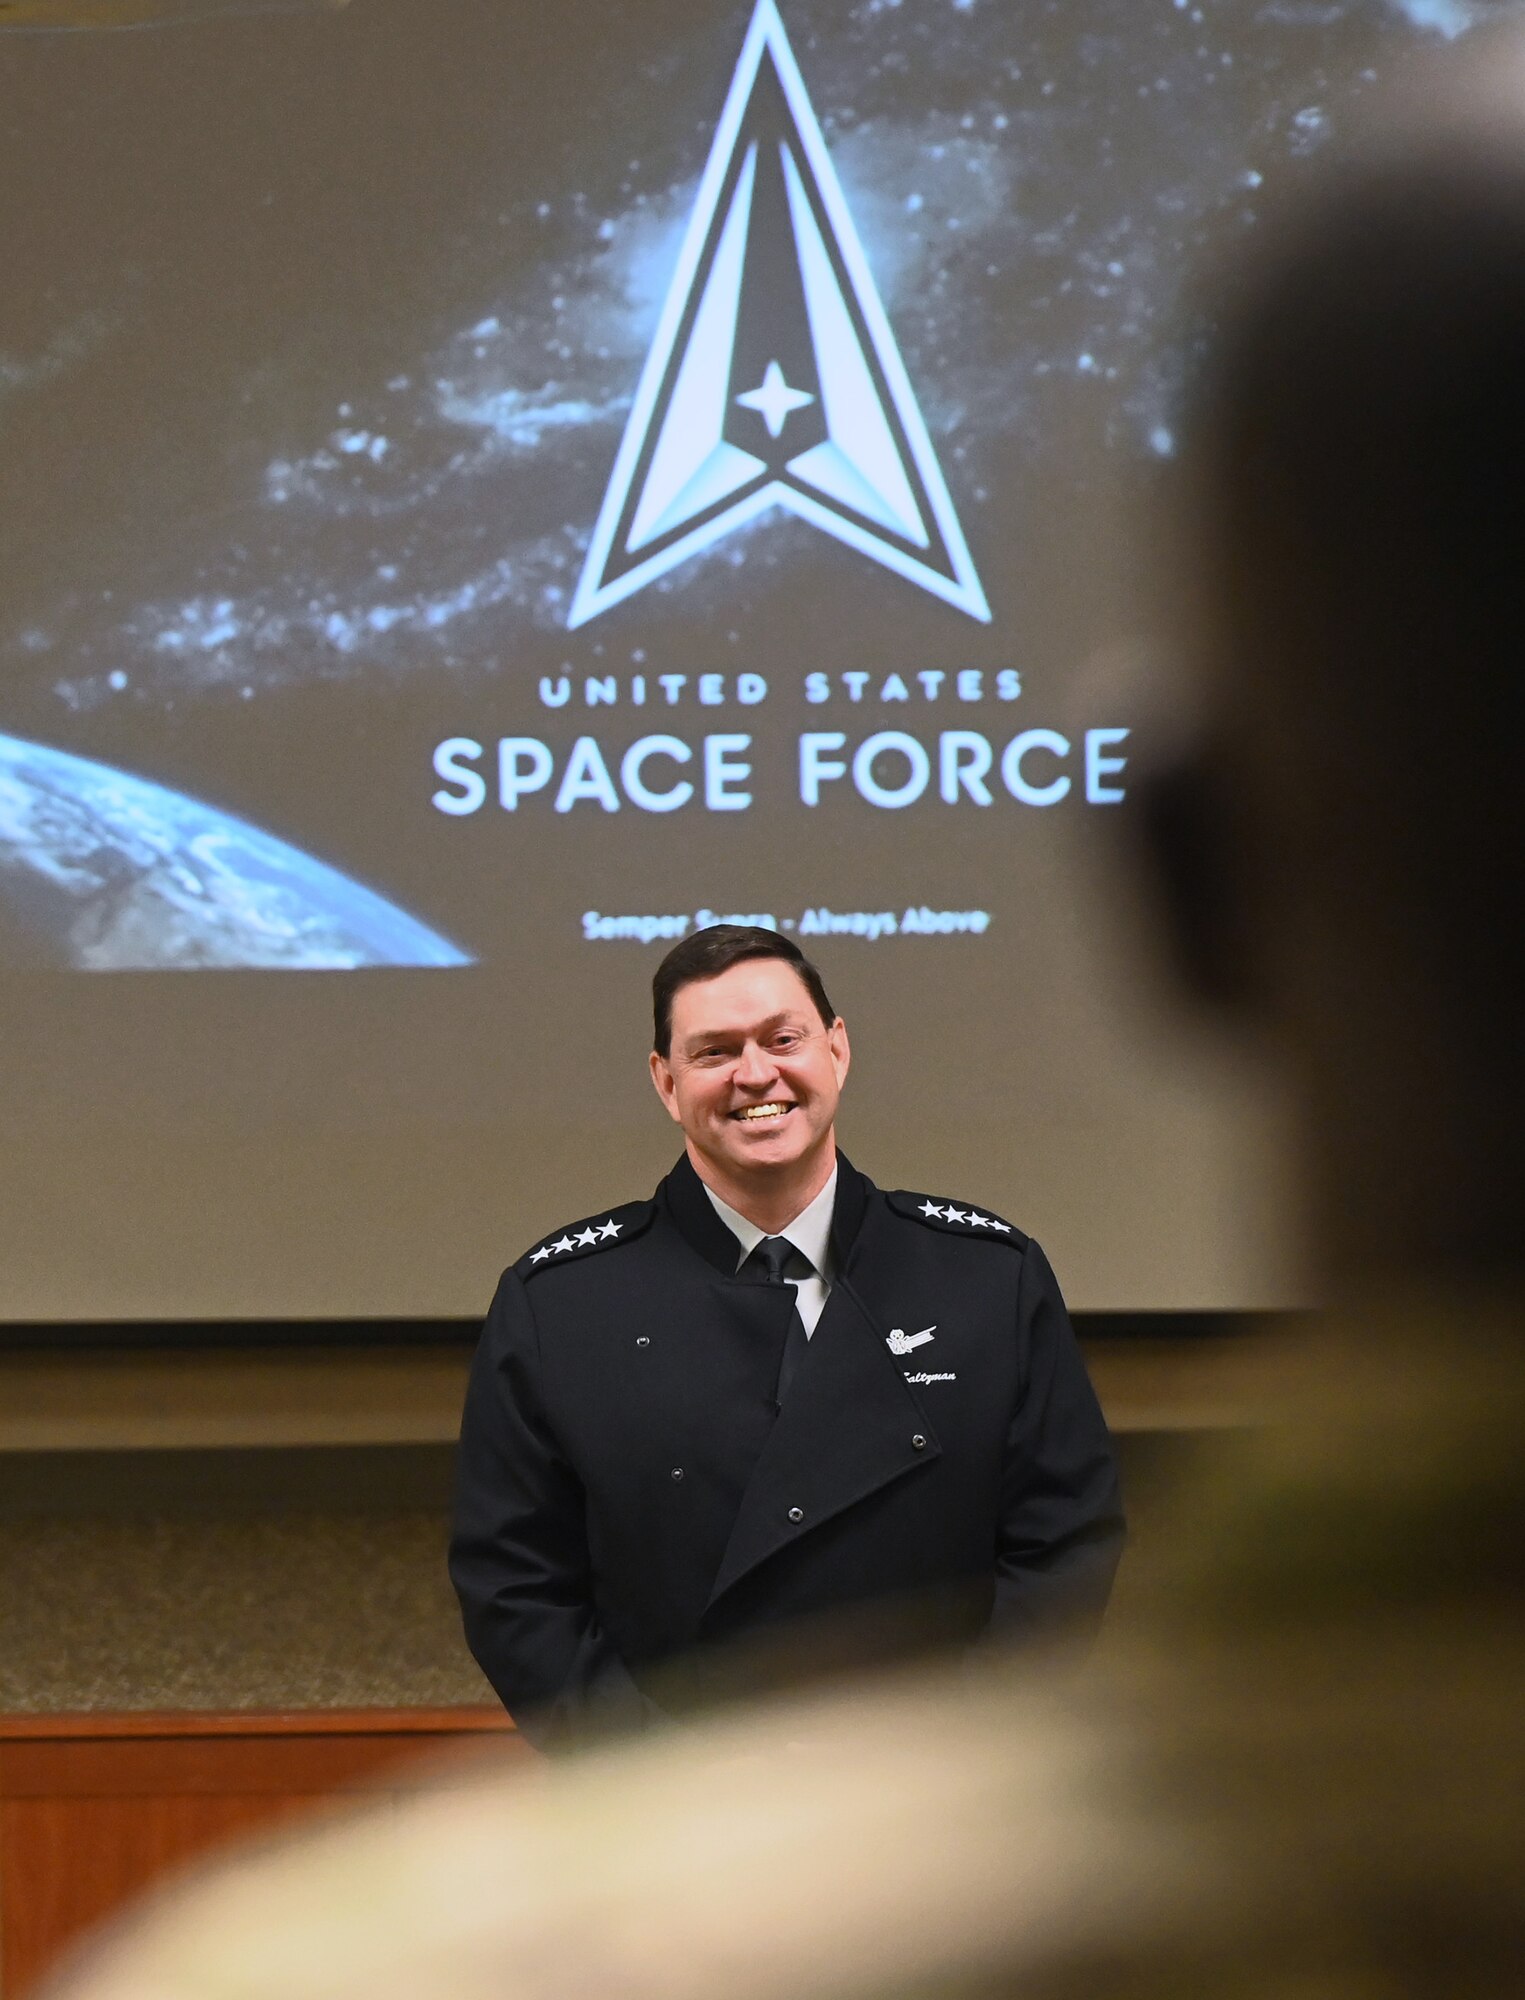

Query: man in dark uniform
[{"left": 451, "top": 926, "right": 1123, "bottom": 1749}]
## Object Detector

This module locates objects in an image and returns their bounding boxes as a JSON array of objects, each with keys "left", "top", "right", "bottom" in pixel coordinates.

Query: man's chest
[
  {"left": 533, "top": 1230, "right": 1022, "bottom": 1476},
  {"left": 840, "top": 1253, "right": 1022, "bottom": 1418}
]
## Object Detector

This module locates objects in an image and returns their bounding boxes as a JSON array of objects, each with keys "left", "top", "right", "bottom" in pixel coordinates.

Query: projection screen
[{"left": 0, "top": 0, "right": 1471, "bottom": 1325}]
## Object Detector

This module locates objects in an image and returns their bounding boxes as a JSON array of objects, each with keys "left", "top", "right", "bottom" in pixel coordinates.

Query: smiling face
[{"left": 649, "top": 957, "right": 850, "bottom": 1210}]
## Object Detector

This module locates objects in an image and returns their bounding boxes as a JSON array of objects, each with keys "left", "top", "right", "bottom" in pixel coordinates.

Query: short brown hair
[{"left": 652, "top": 926, "right": 836, "bottom": 1057}]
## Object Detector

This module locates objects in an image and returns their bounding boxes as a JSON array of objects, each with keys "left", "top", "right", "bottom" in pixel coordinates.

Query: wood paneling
[
  {"left": 0, "top": 1332, "right": 1262, "bottom": 1449},
  {"left": 0, "top": 1709, "right": 523, "bottom": 2000}
]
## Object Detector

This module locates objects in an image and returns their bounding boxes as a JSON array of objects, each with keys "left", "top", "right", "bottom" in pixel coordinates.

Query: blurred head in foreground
[
  {"left": 43, "top": 35, "right": 1525, "bottom": 2000},
  {"left": 1150, "top": 47, "right": 1525, "bottom": 1295}
]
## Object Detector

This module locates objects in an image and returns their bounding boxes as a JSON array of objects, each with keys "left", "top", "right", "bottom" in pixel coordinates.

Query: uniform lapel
[
  {"left": 704, "top": 1194, "right": 942, "bottom": 1612},
  {"left": 660, "top": 1151, "right": 753, "bottom": 1274},
  {"left": 661, "top": 1146, "right": 872, "bottom": 1275}
]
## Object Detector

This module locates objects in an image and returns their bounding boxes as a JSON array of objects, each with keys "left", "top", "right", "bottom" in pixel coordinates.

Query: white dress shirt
[{"left": 703, "top": 1165, "right": 837, "bottom": 1335}]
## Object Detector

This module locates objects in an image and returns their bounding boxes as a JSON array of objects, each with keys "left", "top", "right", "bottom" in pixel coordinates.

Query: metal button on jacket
[
  {"left": 912, "top": 1434, "right": 927, "bottom": 1450},
  {"left": 671, "top": 1467, "right": 684, "bottom": 1482},
  {"left": 787, "top": 1506, "right": 804, "bottom": 1523}
]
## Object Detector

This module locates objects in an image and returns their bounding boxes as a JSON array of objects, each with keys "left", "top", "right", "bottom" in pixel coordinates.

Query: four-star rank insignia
[
  {"left": 517, "top": 1200, "right": 654, "bottom": 1277},
  {"left": 887, "top": 1189, "right": 1027, "bottom": 1248}
]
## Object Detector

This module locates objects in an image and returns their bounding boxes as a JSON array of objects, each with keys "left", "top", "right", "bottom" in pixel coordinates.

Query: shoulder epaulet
[
  {"left": 515, "top": 1198, "right": 655, "bottom": 1277},
  {"left": 886, "top": 1189, "right": 1029, "bottom": 1249}
]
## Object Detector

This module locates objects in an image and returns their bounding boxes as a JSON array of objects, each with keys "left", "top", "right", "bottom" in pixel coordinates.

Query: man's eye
[{"left": 771, "top": 1034, "right": 800, "bottom": 1051}]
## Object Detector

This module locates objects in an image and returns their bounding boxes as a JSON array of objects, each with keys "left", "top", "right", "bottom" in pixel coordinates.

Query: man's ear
[
  {"left": 1134, "top": 743, "right": 1261, "bottom": 1015},
  {"left": 828, "top": 1017, "right": 851, "bottom": 1087},
  {"left": 649, "top": 1049, "right": 683, "bottom": 1123}
]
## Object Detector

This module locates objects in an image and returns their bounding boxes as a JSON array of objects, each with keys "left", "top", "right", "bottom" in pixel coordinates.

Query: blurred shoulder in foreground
[{"left": 41, "top": 1305, "right": 1525, "bottom": 2000}]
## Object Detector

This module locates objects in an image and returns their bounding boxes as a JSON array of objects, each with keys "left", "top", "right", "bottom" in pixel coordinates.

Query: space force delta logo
[{"left": 568, "top": 0, "right": 990, "bottom": 630}]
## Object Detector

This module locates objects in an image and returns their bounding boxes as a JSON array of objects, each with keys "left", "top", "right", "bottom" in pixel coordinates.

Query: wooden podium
[{"left": 0, "top": 1708, "right": 525, "bottom": 1998}]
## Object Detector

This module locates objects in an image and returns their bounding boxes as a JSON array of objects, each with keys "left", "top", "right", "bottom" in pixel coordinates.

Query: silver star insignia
[
  {"left": 530, "top": 1245, "right": 552, "bottom": 1264},
  {"left": 550, "top": 1235, "right": 576, "bottom": 1255},
  {"left": 968, "top": 1213, "right": 992, "bottom": 1229},
  {"left": 575, "top": 1227, "right": 599, "bottom": 1248},
  {"left": 942, "top": 1207, "right": 968, "bottom": 1225},
  {"left": 598, "top": 1219, "right": 622, "bottom": 1239},
  {"left": 989, "top": 1220, "right": 1012, "bottom": 1234},
  {"left": 919, "top": 1199, "right": 945, "bottom": 1219}
]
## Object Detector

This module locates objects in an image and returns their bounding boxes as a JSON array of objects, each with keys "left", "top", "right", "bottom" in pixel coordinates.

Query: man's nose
[{"left": 733, "top": 1041, "right": 778, "bottom": 1089}]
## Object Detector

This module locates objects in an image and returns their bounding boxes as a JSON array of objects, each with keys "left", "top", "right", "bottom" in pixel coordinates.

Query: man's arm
[
  {"left": 449, "top": 1269, "right": 663, "bottom": 1752},
  {"left": 988, "top": 1239, "right": 1126, "bottom": 1643}
]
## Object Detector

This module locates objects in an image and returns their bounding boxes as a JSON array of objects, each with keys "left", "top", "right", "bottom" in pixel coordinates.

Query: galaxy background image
[{"left": 0, "top": 0, "right": 1516, "bottom": 969}]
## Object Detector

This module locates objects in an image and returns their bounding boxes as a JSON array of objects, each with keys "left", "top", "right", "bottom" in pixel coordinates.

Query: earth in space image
[{"left": 0, "top": 732, "right": 471, "bottom": 969}]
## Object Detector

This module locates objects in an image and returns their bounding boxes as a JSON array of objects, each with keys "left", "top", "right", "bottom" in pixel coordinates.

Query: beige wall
[
  {"left": 0, "top": 1345, "right": 475, "bottom": 1454},
  {"left": 0, "top": 1337, "right": 1252, "bottom": 1454}
]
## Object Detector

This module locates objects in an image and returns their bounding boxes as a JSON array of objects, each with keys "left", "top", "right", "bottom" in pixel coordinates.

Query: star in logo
[
  {"left": 967, "top": 1212, "right": 992, "bottom": 1229},
  {"left": 942, "top": 1208, "right": 969, "bottom": 1226},
  {"left": 918, "top": 1200, "right": 946, "bottom": 1219},
  {"left": 550, "top": 1235, "right": 576, "bottom": 1255},
  {"left": 568, "top": 0, "right": 989, "bottom": 628},
  {"left": 597, "top": 1219, "right": 623, "bottom": 1240},
  {"left": 575, "top": 1227, "right": 599, "bottom": 1248},
  {"left": 735, "top": 359, "right": 815, "bottom": 439},
  {"left": 530, "top": 1244, "right": 552, "bottom": 1264}
]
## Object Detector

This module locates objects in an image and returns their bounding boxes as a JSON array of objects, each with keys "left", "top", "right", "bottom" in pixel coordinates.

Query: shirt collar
[{"left": 703, "top": 1164, "right": 839, "bottom": 1278}]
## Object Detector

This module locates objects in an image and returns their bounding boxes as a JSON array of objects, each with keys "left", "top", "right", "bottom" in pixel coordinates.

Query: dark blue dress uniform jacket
[{"left": 450, "top": 1152, "right": 1124, "bottom": 1749}]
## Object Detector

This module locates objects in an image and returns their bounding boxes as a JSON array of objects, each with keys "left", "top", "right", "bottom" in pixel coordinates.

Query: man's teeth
[{"left": 738, "top": 1104, "right": 790, "bottom": 1120}]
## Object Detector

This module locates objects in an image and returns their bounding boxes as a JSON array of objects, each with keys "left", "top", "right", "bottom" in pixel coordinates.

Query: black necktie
[{"left": 745, "top": 1235, "right": 811, "bottom": 1405}]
